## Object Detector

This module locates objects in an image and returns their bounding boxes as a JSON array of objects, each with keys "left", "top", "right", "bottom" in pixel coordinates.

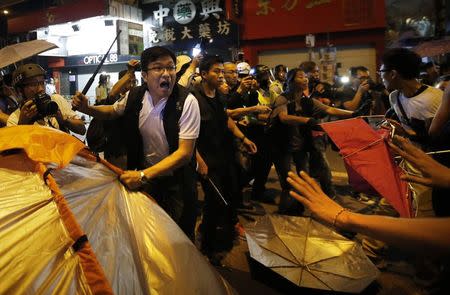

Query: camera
[
  {"left": 33, "top": 93, "right": 59, "bottom": 117},
  {"left": 360, "top": 77, "right": 385, "bottom": 91}
]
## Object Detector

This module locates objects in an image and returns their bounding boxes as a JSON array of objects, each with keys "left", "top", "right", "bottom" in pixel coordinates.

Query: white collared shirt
[{"left": 113, "top": 90, "right": 200, "bottom": 166}]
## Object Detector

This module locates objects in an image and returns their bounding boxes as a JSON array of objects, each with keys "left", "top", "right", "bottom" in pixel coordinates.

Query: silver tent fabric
[
  {"left": 51, "top": 156, "right": 235, "bottom": 295},
  {"left": 0, "top": 164, "right": 94, "bottom": 294},
  {"left": 245, "top": 215, "right": 379, "bottom": 293}
]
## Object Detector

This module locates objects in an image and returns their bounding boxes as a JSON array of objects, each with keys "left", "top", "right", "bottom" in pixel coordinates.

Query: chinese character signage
[{"left": 142, "top": 0, "right": 237, "bottom": 56}]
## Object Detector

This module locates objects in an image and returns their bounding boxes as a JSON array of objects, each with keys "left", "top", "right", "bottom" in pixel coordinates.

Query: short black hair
[
  {"left": 299, "top": 61, "right": 317, "bottom": 73},
  {"left": 99, "top": 74, "right": 108, "bottom": 84},
  {"left": 349, "top": 66, "right": 369, "bottom": 77},
  {"left": 199, "top": 55, "right": 223, "bottom": 74},
  {"left": 274, "top": 64, "right": 286, "bottom": 74},
  {"left": 283, "top": 68, "right": 303, "bottom": 97},
  {"left": 381, "top": 48, "right": 421, "bottom": 80},
  {"left": 141, "top": 46, "right": 176, "bottom": 71}
]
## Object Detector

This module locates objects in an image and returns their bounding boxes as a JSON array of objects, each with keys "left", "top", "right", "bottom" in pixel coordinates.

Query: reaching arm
[
  {"left": 227, "top": 116, "right": 257, "bottom": 154},
  {"left": 226, "top": 105, "right": 271, "bottom": 120},
  {"left": 110, "top": 59, "right": 139, "bottom": 97},
  {"left": 325, "top": 106, "right": 354, "bottom": 118},
  {"left": 343, "top": 81, "right": 369, "bottom": 111},
  {"left": 72, "top": 91, "right": 120, "bottom": 120},
  {"left": 287, "top": 171, "right": 450, "bottom": 256},
  {"left": 278, "top": 107, "right": 311, "bottom": 126},
  {"left": 120, "top": 138, "right": 196, "bottom": 190}
]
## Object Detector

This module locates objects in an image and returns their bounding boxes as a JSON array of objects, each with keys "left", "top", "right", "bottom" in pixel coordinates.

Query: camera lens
[{"left": 34, "top": 93, "right": 59, "bottom": 116}]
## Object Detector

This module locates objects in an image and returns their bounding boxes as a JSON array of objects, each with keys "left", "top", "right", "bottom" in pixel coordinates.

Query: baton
[
  {"left": 81, "top": 30, "right": 122, "bottom": 95},
  {"left": 206, "top": 176, "right": 229, "bottom": 206}
]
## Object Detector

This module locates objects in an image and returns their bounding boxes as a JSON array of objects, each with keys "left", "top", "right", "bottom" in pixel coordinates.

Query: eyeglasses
[
  {"left": 377, "top": 69, "right": 392, "bottom": 75},
  {"left": 147, "top": 65, "right": 176, "bottom": 74},
  {"left": 224, "top": 70, "right": 238, "bottom": 75},
  {"left": 22, "top": 80, "right": 45, "bottom": 88}
]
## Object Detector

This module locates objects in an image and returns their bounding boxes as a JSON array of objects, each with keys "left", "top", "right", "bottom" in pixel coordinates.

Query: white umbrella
[{"left": 0, "top": 40, "right": 58, "bottom": 69}]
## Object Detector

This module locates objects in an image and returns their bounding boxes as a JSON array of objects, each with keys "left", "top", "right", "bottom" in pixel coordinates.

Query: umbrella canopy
[
  {"left": 413, "top": 39, "right": 450, "bottom": 57},
  {"left": 245, "top": 215, "right": 379, "bottom": 293},
  {"left": 0, "top": 40, "right": 58, "bottom": 69},
  {"left": 321, "top": 118, "right": 411, "bottom": 217}
]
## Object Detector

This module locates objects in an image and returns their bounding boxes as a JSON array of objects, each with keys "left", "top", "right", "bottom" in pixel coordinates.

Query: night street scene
[{"left": 1, "top": 0, "right": 450, "bottom": 294}]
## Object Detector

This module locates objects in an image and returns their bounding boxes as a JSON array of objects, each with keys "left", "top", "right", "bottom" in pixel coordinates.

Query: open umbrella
[
  {"left": 245, "top": 215, "right": 379, "bottom": 293},
  {"left": 0, "top": 40, "right": 58, "bottom": 69},
  {"left": 321, "top": 118, "right": 411, "bottom": 217},
  {"left": 413, "top": 38, "right": 450, "bottom": 57}
]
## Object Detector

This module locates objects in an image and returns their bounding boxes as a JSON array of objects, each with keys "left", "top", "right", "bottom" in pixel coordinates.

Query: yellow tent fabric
[{"left": 0, "top": 125, "right": 84, "bottom": 167}]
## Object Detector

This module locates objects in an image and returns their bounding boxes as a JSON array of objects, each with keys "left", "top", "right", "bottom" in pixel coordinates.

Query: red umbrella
[{"left": 321, "top": 118, "right": 412, "bottom": 217}]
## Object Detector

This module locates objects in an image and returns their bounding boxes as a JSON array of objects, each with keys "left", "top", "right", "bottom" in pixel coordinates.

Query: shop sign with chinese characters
[{"left": 142, "top": 0, "right": 237, "bottom": 51}]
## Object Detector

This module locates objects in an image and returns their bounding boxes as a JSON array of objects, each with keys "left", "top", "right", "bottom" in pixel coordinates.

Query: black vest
[{"left": 123, "top": 84, "right": 192, "bottom": 170}]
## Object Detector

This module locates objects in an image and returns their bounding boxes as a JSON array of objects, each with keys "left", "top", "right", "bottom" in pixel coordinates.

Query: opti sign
[{"left": 83, "top": 53, "right": 118, "bottom": 65}]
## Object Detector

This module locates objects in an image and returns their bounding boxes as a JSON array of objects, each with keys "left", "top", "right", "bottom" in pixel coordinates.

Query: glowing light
[
  {"left": 3, "top": 10, "right": 9, "bottom": 15},
  {"left": 340, "top": 76, "right": 350, "bottom": 84}
]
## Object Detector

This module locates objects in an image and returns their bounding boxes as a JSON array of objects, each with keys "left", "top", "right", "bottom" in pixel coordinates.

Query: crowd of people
[{"left": 1, "top": 45, "right": 449, "bottom": 279}]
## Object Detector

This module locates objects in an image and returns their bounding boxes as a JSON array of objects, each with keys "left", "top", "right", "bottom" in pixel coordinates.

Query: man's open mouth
[{"left": 160, "top": 81, "right": 170, "bottom": 89}]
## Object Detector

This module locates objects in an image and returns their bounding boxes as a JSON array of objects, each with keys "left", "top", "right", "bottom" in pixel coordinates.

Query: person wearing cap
[
  {"left": 72, "top": 46, "right": 201, "bottom": 240},
  {"left": 224, "top": 62, "right": 270, "bottom": 120},
  {"left": 7, "top": 63, "right": 85, "bottom": 135},
  {"left": 269, "top": 64, "right": 287, "bottom": 100}
]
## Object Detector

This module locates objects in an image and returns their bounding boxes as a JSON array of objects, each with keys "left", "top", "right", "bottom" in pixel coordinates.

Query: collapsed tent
[{"left": 0, "top": 125, "right": 235, "bottom": 295}]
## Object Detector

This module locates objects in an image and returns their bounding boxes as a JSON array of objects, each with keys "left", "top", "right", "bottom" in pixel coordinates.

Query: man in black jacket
[
  {"left": 192, "top": 55, "right": 257, "bottom": 263},
  {"left": 72, "top": 46, "right": 201, "bottom": 239}
]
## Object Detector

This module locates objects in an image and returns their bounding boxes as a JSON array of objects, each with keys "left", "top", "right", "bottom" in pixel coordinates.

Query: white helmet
[{"left": 236, "top": 62, "right": 251, "bottom": 75}]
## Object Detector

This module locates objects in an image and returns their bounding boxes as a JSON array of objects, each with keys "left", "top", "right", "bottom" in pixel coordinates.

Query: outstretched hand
[
  {"left": 388, "top": 135, "right": 450, "bottom": 188},
  {"left": 287, "top": 171, "right": 344, "bottom": 226}
]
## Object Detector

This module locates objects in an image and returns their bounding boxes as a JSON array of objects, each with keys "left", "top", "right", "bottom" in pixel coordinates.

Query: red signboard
[
  {"left": 8, "top": 0, "right": 106, "bottom": 34},
  {"left": 237, "top": 0, "right": 385, "bottom": 40}
]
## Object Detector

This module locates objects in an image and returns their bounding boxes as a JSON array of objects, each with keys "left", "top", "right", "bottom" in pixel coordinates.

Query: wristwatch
[{"left": 139, "top": 171, "right": 149, "bottom": 185}]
